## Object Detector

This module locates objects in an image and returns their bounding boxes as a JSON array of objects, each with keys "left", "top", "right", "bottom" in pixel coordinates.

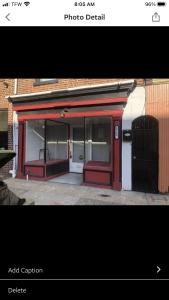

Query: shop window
[
  {"left": 46, "top": 120, "right": 68, "bottom": 161},
  {"left": 85, "top": 117, "right": 112, "bottom": 163},
  {"left": 0, "top": 110, "right": 8, "bottom": 150},
  {"left": 26, "top": 120, "right": 68, "bottom": 163},
  {"left": 34, "top": 79, "right": 58, "bottom": 86},
  {"left": 26, "top": 120, "right": 45, "bottom": 162}
]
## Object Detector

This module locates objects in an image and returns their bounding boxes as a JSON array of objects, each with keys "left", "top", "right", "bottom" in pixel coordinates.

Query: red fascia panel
[
  {"left": 85, "top": 170, "right": 111, "bottom": 185},
  {"left": 65, "top": 110, "right": 123, "bottom": 118},
  {"left": 13, "top": 97, "right": 127, "bottom": 111},
  {"left": 25, "top": 166, "right": 44, "bottom": 177},
  {"left": 18, "top": 113, "right": 61, "bottom": 121},
  {"left": 84, "top": 161, "right": 112, "bottom": 172},
  {"left": 16, "top": 172, "right": 68, "bottom": 181},
  {"left": 18, "top": 110, "right": 123, "bottom": 121}
]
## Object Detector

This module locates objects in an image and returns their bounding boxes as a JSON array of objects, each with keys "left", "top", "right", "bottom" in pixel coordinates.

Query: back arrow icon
[
  {"left": 157, "top": 266, "right": 161, "bottom": 273},
  {"left": 5, "top": 13, "right": 10, "bottom": 21}
]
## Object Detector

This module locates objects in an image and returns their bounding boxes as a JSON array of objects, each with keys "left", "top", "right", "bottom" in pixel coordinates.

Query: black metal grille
[{"left": 132, "top": 116, "right": 158, "bottom": 193}]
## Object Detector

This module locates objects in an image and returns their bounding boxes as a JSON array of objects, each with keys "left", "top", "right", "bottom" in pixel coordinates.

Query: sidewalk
[{"left": 4, "top": 178, "right": 169, "bottom": 205}]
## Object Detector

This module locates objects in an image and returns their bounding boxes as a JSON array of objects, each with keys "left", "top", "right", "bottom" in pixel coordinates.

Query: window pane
[
  {"left": 0, "top": 110, "right": 8, "bottom": 150},
  {"left": 85, "top": 117, "right": 111, "bottom": 163},
  {"left": 34, "top": 79, "right": 58, "bottom": 85},
  {"left": 0, "top": 110, "right": 8, "bottom": 132},
  {"left": 39, "top": 79, "right": 54, "bottom": 82},
  {"left": 26, "top": 120, "right": 45, "bottom": 162},
  {"left": 46, "top": 120, "right": 68, "bottom": 161}
]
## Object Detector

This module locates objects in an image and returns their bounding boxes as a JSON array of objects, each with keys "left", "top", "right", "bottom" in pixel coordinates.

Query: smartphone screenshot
[
  {"left": 0, "top": 0, "right": 168, "bottom": 25},
  {"left": 0, "top": 0, "right": 169, "bottom": 298}
]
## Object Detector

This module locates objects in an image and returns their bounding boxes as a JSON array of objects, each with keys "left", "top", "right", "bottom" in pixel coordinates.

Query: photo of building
[
  {"left": 1, "top": 78, "right": 169, "bottom": 199},
  {"left": 0, "top": 79, "right": 14, "bottom": 178}
]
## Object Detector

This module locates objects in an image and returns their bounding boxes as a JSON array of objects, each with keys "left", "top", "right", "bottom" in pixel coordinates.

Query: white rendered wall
[
  {"left": 122, "top": 87, "right": 145, "bottom": 190},
  {"left": 12, "top": 111, "right": 19, "bottom": 177}
]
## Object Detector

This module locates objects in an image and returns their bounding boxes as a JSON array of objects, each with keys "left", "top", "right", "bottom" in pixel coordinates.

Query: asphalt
[{"left": 4, "top": 178, "right": 169, "bottom": 205}]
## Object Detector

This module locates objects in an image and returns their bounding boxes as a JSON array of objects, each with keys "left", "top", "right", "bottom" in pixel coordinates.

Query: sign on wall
[{"left": 123, "top": 130, "right": 132, "bottom": 142}]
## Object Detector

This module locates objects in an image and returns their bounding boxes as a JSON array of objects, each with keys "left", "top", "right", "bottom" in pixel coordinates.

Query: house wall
[
  {"left": 16, "top": 79, "right": 145, "bottom": 94},
  {"left": 0, "top": 79, "right": 14, "bottom": 178},
  {"left": 122, "top": 87, "right": 146, "bottom": 190},
  {"left": 12, "top": 78, "right": 145, "bottom": 186},
  {"left": 146, "top": 80, "right": 169, "bottom": 193},
  {"left": 8, "top": 79, "right": 169, "bottom": 193},
  {"left": 13, "top": 78, "right": 143, "bottom": 177}
]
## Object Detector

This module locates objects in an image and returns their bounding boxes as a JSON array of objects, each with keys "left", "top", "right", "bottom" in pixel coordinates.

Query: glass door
[{"left": 69, "top": 126, "right": 84, "bottom": 173}]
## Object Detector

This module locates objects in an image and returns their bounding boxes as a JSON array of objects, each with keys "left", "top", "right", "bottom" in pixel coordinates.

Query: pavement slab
[
  {"left": 3, "top": 178, "right": 169, "bottom": 206},
  {"left": 76, "top": 198, "right": 125, "bottom": 205}
]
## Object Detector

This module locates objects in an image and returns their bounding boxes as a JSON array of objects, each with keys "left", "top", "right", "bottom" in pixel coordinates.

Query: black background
[
  {"left": 1, "top": 279, "right": 168, "bottom": 298},
  {"left": 1, "top": 26, "right": 169, "bottom": 77},
  {"left": 0, "top": 26, "right": 169, "bottom": 297},
  {"left": 0, "top": 205, "right": 168, "bottom": 279}
]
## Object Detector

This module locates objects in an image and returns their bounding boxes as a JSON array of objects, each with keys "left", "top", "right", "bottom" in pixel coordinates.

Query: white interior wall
[
  {"left": 47, "top": 143, "right": 57, "bottom": 160},
  {"left": 26, "top": 122, "right": 45, "bottom": 162},
  {"left": 122, "top": 87, "right": 145, "bottom": 190},
  {"left": 46, "top": 124, "right": 68, "bottom": 160},
  {"left": 46, "top": 129, "right": 59, "bottom": 159}
]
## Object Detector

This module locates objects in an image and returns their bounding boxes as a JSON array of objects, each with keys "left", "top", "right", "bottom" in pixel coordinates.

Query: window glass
[
  {"left": 85, "top": 117, "right": 112, "bottom": 163},
  {"left": 34, "top": 79, "right": 58, "bottom": 85},
  {"left": 46, "top": 120, "right": 68, "bottom": 161},
  {"left": 0, "top": 110, "right": 8, "bottom": 150},
  {"left": 39, "top": 79, "right": 55, "bottom": 82},
  {"left": 26, "top": 120, "right": 45, "bottom": 162},
  {"left": 0, "top": 110, "right": 8, "bottom": 131}
]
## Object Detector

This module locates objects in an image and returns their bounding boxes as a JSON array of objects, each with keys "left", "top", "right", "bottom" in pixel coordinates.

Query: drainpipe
[
  {"left": 9, "top": 79, "right": 18, "bottom": 178},
  {"left": 14, "top": 78, "right": 18, "bottom": 95}
]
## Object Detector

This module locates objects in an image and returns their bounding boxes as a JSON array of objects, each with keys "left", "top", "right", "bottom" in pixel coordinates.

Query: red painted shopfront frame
[{"left": 17, "top": 109, "right": 122, "bottom": 191}]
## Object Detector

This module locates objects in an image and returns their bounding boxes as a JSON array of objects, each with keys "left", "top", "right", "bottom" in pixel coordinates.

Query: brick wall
[
  {"left": 146, "top": 83, "right": 169, "bottom": 193},
  {"left": 17, "top": 78, "right": 145, "bottom": 94},
  {"left": 0, "top": 78, "right": 145, "bottom": 178},
  {"left": 0, "top": 79, "right": 14, "bottom": 178}
]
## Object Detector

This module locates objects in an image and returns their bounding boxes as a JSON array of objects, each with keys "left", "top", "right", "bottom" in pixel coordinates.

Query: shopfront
[{"left": 8, "top": 81, "right": 136, "bottom": 191}]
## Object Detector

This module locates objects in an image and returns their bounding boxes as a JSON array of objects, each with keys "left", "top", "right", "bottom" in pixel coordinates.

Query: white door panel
[{"left": 69, "top": 126, "right": 84, "bottom": 173}]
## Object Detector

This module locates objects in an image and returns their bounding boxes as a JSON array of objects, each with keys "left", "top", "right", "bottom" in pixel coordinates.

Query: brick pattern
[
  {"left": 152, "top": 79, "right": 169, "bottom": 85},
  {"left": 17, "top": 78, "right": 145, "bottom": 94},
  {"left": 146, "top": 83, "right": 169, "bottom": 193},
  {"left": 0, "top": 79, "right": 14, "bottom": 178},
  {"left": 0, "top": 78, "right": 145, "bottom": 179}
]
